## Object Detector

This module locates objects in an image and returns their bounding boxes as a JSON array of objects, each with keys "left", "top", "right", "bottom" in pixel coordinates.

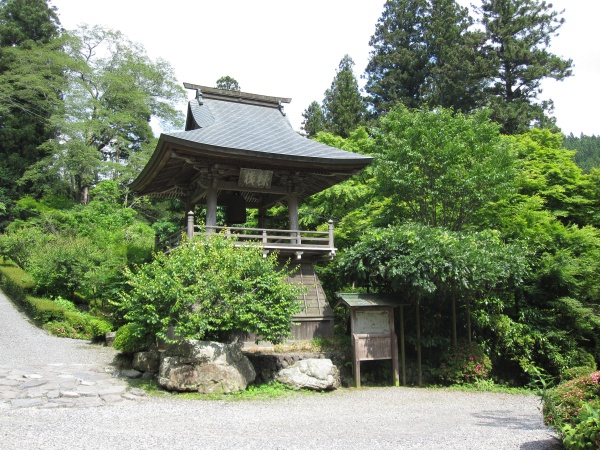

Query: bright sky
[{"left": 52, "top": 0, "right": 599, "bottom": 137}]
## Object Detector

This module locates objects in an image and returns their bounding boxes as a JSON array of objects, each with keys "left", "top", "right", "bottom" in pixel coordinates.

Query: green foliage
[
  {"left": 565, "top": 133, "right": 600, "bottom": 173},
  {"left": 117, "top": 234, "right": 303, "bottom": 346},
  {"left": 433, "top": 342, "right": 492, "bottom": 385},
  {"left": 477, "top": 0, "right": 572, "bottom": 133},
  {"left": 562, "top": 405, "right": 600, "bottom": 449},
  {"left": 215, "top": 75, "right": 240, "bottom": 91},
  {"left": 113, "top": 322, "right": 154, "bottom": 353},
  {"left": 301, "top": 101, "right": 326, "bottom": 138},
  {"left": 374, "top": 106, "right": 515, "bottom": 230},
  {"left": 322, "top": 55, "right": 366, "bottom": 138},
  {"left": 88, "top": 317, "right": 113, "bottom": 338},
  {"left": 364, "top": 0, "right": 487, "bottom": 115},
  {"left": 28, "top": 296, "right": 65, "bottom": 323},
  {"left": 0, "top": 260, "right": 34, "bottom": 303},
  {"left": 543, "top": 370, "right": 600, "bottom": 448}
]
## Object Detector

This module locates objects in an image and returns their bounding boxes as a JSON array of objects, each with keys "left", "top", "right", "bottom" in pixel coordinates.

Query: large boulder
[
  {"left": 158, "top": 340, "right": 255, "bottom": 394},
  {"left": 132, "top": 351, "right": 161, "bottom": 373},
  {"left": 276, "top": 358, "right": 341, "bottom": 390}
]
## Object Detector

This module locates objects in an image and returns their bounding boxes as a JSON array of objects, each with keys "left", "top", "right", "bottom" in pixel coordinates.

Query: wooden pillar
[
  {"left": 400, "top": 305, "right": 406, "bottom": 386},
  {"left": 206, "top": 188, "right": 217, "bottom": 232},
  {"left": 452, "top": 294, "right": 457, "bottom": 351},
  {"left": 258, "top": 207, "right": 267, "bottom": 229},
  {"left": 466, "top": 297, "right": 472, "bottom": 344},
  {"left": 416, "top": 299, "right": 422, "bottom": 387},
  {"left": 288, "top": 191, "right": 299, "bottom": 244},
  {"left": 187, "top": 210, "right": 195, "bottom": 240}
]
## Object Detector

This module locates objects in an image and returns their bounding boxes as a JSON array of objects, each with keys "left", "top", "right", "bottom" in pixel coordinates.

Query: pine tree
[
  {"left": 322, "top": 55, "right": 366, "bottom": 138},
  {"left": 301, "top": 101, "right": 326, "bottom": 138},
  {"left": 477, "top": 0, "right": 573, "bottom": 134}
]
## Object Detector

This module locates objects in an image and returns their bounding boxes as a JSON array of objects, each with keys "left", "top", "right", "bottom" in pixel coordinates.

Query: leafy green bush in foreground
[
  {"left": 116, "top": 234, "right": 303, "bottom": 349},
  {"left": 543, "top": 369, "right": 600, "bottom": 448}
]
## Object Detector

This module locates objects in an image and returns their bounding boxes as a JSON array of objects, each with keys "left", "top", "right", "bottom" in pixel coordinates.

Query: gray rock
[
  {"left": 132, "top": 351, "right": 160, "bottom": 373},
  {"left": 158, "top": 340, "right": 255, "bottom": 394},
  {"left": 276, "top": 358, "right": 341, "bottom": 391},
  {"left": 105, "top": 332, "right": 116, "bottom": 347},
  {"left": 122, "top": 369, "right": 142, "bottom": 379}
]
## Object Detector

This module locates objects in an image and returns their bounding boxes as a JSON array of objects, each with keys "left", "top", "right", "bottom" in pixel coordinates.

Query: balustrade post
[
  {"left": 262, "top": 229, "right": 267, "bottom": 245},
  {"left": 328, "top": 219, "right": 334, "bottom": 249},
  {"left": 187, "top": 210, "right": 195, "bottom": 240}
]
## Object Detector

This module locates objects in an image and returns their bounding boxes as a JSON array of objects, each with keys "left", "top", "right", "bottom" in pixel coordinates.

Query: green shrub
[
  {"left": 43, "top": 321, "right": 81, "bottom": 339},
  {"left": 88, "top": 317, "right": 113, "bottom": 338},
  {"left": 117, "top": 234, "right": 303, "bottom": 346},
  {"left": 543, "top": 371, "right": 600, "bottom": 430},
  {"left": 113, "top": 323, "right": 153, "bottom": 353},
  {"left": 433, "top": 342, "right": 492, "bottom": 385},
  {"left": 0, "top": 262, "right": 34, "bottom": 305},
  {"left": 562, "top": 366, "right": 598, "bottom": 382},
  {"left": 562, "top": 405, "right": 600, "bottom": 449},
  {"left": 28, "top": 297, "right": 66, "bottom": 323}
]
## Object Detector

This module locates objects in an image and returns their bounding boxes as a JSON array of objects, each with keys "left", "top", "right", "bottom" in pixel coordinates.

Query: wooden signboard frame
[{"left": 351, "top": 306, "right": 399, "bottom": 388}]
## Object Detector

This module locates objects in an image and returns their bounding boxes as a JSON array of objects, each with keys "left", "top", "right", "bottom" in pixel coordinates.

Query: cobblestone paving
[
  {"left": 0, "top": 364, "right": 146, "bottom": 409},
  {"left": 0, "top": 288, "right": 145, "bottom": 409}
]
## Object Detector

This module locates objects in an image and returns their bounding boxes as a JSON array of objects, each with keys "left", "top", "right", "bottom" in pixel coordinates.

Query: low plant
[
  {"left": 433, "top": 341, "right": 492, "bottom": 385},
  {"left": 543, "top": 369, "right": 600, "bottom": 448},
  {"left": 561, "top": 404, "right": 600, "bottom": 449},
  {"left": 113, "top": 323, "right": 154, "bottom": 353}
]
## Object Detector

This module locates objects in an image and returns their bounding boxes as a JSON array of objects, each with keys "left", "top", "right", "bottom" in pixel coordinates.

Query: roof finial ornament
[
  {"left": 278, "top": 101, "right": 286, "bottom": 116},
  {"left": 196, "top": 89, "right": 204, "bottom": 105}
]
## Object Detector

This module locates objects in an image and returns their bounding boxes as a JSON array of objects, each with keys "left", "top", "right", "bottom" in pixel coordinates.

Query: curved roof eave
[{"left": 130, "top": 133, "right": 373, "bottom": 194}]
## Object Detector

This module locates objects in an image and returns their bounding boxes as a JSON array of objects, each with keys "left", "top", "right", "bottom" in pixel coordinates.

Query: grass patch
[
  {"left": 429, "top": 379, "right": 533, "bottom": 395},
  {"left": 125, "top": 379, "right": 319, "bottom": 401}
]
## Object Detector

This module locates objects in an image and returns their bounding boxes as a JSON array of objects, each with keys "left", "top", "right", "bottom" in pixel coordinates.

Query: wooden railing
[{"left": 156, "top": 212, "right": 336, "bottom": 260}]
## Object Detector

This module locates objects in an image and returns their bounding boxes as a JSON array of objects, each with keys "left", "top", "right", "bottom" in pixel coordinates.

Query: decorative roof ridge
[{"left": 183, "top": 82, "right": 291, "bottom": 109}]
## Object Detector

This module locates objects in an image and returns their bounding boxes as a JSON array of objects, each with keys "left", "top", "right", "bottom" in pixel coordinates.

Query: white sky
[{"left": 51, "top": 0, "right": 599, "bottom": 137}]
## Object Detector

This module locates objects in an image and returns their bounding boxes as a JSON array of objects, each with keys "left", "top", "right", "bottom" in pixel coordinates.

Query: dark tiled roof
[{"left": 168, "top": 96, "right": 372, "bottom": 164}]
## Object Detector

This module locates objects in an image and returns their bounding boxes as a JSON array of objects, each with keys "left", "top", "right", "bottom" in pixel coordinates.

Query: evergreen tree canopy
[
  {"left": 364, "top": 0, "right": 487, "bottom": 115},
  {"left": 322, "top": 55, "right": 366, "bottom": 138},
  {"left": 301, "top": 100, "right": 326, "bottom": 138},
  {"left": 477, "top": 0, "right": 573, "bottom": 134},
  {"left": 0, "top": 0, "right": 65, "bottom": 210},
  {"left": 0, "top": 0, "right": 60, "bottom": 46}
]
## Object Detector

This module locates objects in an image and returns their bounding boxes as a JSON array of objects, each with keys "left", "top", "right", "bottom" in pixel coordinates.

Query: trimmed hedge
[{"left": 0, "top": 260, "right": 113, "bottom": 340}]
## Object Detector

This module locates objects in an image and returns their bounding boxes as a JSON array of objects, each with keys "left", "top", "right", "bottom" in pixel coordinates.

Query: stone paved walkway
[{"left": 0, "top": 288, "right": 146, "bottom": 409}]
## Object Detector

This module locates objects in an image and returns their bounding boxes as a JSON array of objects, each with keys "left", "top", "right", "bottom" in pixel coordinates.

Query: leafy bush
[
  {"left": 28, "top": 297, "right": 66, "bottom": 323},
  {"left": 117, "top": 234, "right": 303, "bottom": 346},
  {"left": 113, "top": 323, "right": 153, "bottom": 353},
  {"left": 0, "top": 262, "right": 33, "bottom": 304},
  {"left": 543, "top": 370, "right": 600, "bottom": 430},
  {"left": 561, "top": 405, "right": 600, "bottom": 449},
  {"left": 88, "top": 317, "right": 113, "bottom": 338},
  {"left": 433, "top": 342, "right": 492, "bottom": 385}
]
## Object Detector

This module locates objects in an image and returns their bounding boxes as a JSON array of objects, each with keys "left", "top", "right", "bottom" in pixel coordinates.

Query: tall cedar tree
[
  {"left": 364, "top": 0, "right": 487, "bottom": 115},
  {"left": 423, "top": 0, "right": 489, "bottom": 112},
  {"left": 301, "top": 101, "right": 327, "bottom": 138},
  {"left": 364, "top": 0, "right": 429, "bottom": 114},
  {"left": 477, "top": 0, "right": 572, "bottom": 134},
  {"left": 0, "top": 0, "right": 64, "bottom": 205},
  {"left": 322, "top": 55, "right": 366, "bottom": 138}
]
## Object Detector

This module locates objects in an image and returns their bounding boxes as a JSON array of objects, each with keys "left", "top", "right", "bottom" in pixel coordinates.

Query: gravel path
[{"left": 0, "top": 288, "right": 561, "bottom": 449}]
